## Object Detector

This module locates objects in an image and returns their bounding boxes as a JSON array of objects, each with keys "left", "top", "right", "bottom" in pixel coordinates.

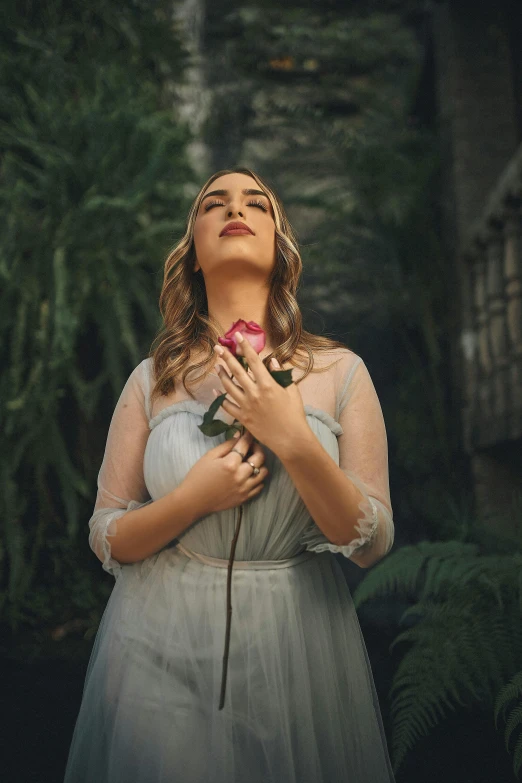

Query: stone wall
[{"left": 432, "top": 0, "right": 522, "bottom": 537}]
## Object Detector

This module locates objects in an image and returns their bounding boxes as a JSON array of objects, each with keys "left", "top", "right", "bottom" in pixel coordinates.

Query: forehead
[{"left": 202, "top": 173, "right": 262, "bottom": 196}]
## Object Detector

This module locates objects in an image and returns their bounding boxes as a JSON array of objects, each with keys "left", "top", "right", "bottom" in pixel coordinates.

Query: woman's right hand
[{"left": 182, "top": 430, "right": 269, "bottom": 518}]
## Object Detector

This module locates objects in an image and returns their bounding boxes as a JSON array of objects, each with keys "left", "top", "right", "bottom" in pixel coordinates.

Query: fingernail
[
  {"left": 233, "top": 430, "right": 241, "bottom": 438},
  {"left": 234, "top": 331, "right": 244, "bottom": 342},
  {"left": 271, "top": 357, "right": 280, "bottom": 368},
  {"left": 214, "top": 345, "right": 224, "bottom": 355},
  {"left": 214, "top": 364, "right": 222, "bottom": 374}
]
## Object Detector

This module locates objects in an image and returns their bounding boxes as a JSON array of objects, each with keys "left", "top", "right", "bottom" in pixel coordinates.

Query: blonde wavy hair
[{"left": 149, "top": 167, "right": 348, "bottom": 404}]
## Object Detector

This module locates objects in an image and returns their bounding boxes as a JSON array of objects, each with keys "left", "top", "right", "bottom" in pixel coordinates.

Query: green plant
[
  {"left": 353, "top": 539, "right": 522, "bottom": 777},
  {"left": 0, "top": 0, "right": 195, "bottom": 634},
  {"left": 495, "top": 671, "right": 522, "bottom": 779}
]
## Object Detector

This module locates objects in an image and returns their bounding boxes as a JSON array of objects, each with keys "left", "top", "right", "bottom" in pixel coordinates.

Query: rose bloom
[{"left": 218, "top": 319, "right": 266, "bottom": 356}]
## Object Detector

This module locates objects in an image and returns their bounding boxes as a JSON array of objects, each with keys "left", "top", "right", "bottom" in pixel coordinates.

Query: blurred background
[{"left": 1, "top": 0, "right": 522, "bottom": 781}]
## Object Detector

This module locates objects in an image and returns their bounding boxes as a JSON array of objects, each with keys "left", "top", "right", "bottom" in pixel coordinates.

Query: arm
[
  {"left": 281, "top": 356, "right": 394, "bottom": 569},
  {"left": 89, "top": 360, "right": 199, "bottom": 578}
]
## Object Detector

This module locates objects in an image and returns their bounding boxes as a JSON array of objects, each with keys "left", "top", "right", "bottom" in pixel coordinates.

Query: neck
[{"left": 203, "top": 273, "right": 275, "bottom": 355}]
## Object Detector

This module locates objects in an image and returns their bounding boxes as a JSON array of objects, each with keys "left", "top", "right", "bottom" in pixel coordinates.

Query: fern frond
[
  {"left": 353, "top": 540, "right": 479, "bottom": 609},
  {"left": 514, "top": 730, "right": 522, "bottom": 778},
  {"left": 354, "top": 539, "right": 522, "bottom": 775},
  {"left": 495, "top": 671, "right": 522, "bottom": 772},
  {"left": 495, "top": 672, "right": 522, "bottom": 726},
  {"left": 504, "top": 703, "right": 522, "bottom": 752}
]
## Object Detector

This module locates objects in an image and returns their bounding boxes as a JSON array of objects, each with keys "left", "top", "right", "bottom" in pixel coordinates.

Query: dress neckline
[{"left": 148, "top": 398, "right": 343, "bottom": 437}]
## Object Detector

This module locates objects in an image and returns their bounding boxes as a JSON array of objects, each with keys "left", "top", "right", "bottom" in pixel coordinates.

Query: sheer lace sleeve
[
  {"left": 299, "top": 354, "right": 395, "bottom": 567},
  {"left": 88, "top": 359, "right": 153, "bottom": 579}
]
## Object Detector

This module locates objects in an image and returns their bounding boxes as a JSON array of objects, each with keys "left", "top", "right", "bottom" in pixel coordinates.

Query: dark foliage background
[
  {"left": 1, "top": 1, "right": 521, "bottom": 781},
  {"left": 0, "top": 0, "right": 195, "bottom": 646}
]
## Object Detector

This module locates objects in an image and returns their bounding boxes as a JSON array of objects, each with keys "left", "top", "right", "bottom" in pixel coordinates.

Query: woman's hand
[
  {"left": 213, "top": 333, "right": 310, "bottom": 456},
  {"left": 182, "top": 429, "right": 269, "bottom": 518}
]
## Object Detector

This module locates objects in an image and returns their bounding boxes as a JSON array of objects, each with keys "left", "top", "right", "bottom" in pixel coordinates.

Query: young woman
[{"left": 64, "top": 168, "right": 396, "bottom": 782}]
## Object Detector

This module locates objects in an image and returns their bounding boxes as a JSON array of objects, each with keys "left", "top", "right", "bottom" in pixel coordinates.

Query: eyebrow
[{"left": 200, "top": 188, "right": 269, "bottom": 202}]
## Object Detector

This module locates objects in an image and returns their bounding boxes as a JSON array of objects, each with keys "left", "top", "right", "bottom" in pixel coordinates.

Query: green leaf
[
  {"left": 198, "top": 419, "right": 230, "bottom": 437},
  {"left": 197, "top": 392, "right": 229, "bottom": 437},
  {"left": 269, "top": 368, "right": 294, "bottom": 387},
  {"left": 203, "top": 391, "right": 227, "bottom": 422}
]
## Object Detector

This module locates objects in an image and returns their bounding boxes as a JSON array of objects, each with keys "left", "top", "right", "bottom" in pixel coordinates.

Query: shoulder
[
  {"left": 308, "top": 347, "right": 371, "bottom": 408},
  {"left": 119, "top": 358, "right": 154, "bottom": 419},
  {"left": 122, "top": 357, "right": 154, "bottom": 389},
  {"left": 308, "top": 346, "right": 363, "bottom": 376},
  {"left": 290, "top": 343, "right": 363, "bottom": 380},
  {"left": 134, "top": 356, "right": 154, "bottom": 382}
]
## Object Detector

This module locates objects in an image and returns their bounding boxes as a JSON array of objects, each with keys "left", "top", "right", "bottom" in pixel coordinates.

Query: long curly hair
[{"left": 149, "top": 167, "right": 348, "bottom": 404}]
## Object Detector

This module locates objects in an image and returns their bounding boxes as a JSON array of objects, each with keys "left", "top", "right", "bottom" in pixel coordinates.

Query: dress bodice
[
  {"left": 88, "top": 348, "right": 394, "bottom": 578},
  {"left": 143, "top": 399, "right": 343, "bottom": 561}
]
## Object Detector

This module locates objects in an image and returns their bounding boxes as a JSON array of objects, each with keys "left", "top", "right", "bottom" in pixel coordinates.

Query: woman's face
[{"left": 193, "top": 173, "right": 276, "bottom": 279}]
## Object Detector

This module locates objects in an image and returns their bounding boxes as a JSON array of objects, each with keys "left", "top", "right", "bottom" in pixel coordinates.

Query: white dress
[{"left": 64, "top": 347, "right": 396, "bottom": 782}]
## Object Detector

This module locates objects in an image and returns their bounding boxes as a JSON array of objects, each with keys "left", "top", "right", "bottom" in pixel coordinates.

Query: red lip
[{"left": 220, "top": 221, "right": 254, "bottom": 237}]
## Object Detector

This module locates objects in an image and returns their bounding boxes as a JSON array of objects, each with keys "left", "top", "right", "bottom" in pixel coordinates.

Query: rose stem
[{"left": 218, "top": 421, "right": 245, "bottom": 710}]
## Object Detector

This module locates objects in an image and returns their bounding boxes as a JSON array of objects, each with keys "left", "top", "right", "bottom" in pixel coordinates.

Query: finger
[
  {"left": 212, "top": 428, "right": 251, "bottom": 455},
  {"left": 213, "top": 432, "right": 246, "bottom": 456},
  {"left": 241, "top": 463, "right": 269, "bottom": 483},
  {"left": 215, "top": 366, "right": 245, "bottom": 404},
  {"left": 212, "top": 387, "right": 243, "bottom": 421},
  {"left": 248, "top": 441, "right": 266, "bottom": 465},
  {"left": 220, "top": 393, "right": 242, "bottom": 421},
  {"left": 246, "top": 482, "right": 264, "bottom": 500},
  {"left": 234, "top": 429, "right": 253, "bottom": 452},
  {"left": 228, "top": 440, "right": 254, "bottom": 465},
  {"left": 213, "top": 343, "right": 255, "bottom": 389},
  {"left": 233, "top": 333, "right": 269, "bottom": 385},
  {"left": 250, "top": 440, "right": 265, "bottom": 453}
]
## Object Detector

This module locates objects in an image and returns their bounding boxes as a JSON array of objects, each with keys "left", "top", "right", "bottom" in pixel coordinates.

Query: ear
[{"left": 193, "top": 260, "right": 201, "bottom": 273}]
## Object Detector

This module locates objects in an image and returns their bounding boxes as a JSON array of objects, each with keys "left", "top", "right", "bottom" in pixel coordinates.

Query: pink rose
[{"left": 218, "top": 319, "right": 266, "bottom": 356}]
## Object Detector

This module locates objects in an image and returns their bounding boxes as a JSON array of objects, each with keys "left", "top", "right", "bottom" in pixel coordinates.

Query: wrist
[
  {"left": 271, "top": 422, "right": 317, "bottom": 463},
  {"left": 172, "top": 480, "right": 204, "bottom": 525}
]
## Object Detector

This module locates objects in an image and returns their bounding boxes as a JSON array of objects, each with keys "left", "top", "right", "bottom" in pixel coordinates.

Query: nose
[{"left": 226, "top": 199, "right": 244, "bottom": 218}]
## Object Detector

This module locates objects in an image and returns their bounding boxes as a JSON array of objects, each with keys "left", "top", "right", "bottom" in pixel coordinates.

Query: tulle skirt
[{"left": 63, "top": 544, "right": 396, "bottom": 783}]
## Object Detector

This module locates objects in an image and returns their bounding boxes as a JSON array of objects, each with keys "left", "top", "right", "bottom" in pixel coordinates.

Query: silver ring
[
  {"left": 248, "top": 461, "right": 260, "bottom": 476},
  {"left": 230, "top": 447, "right": 246, "bottom": 460}
]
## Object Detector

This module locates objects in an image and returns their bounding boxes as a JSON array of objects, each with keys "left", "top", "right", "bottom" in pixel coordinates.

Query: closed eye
[{"left": 204, "top": 199, "right": 268, "bottom": 212}]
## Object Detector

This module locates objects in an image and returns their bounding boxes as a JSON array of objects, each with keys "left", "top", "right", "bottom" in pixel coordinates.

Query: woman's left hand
[{"left": 213, "top": 333, "right": 310, "bottom": 457}]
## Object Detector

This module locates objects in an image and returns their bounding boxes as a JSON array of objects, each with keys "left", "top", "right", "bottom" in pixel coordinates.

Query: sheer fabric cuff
[
  {"left": 88, "top": 499, "right": 153, "bottom": 579},
  {"left": 298, "top": 470, "right": 394, "bottom": 563}
]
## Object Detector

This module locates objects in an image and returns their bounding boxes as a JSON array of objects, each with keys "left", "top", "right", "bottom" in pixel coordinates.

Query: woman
[{"left": 64, "top": 168, "right": 396, "bottom": 783}]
